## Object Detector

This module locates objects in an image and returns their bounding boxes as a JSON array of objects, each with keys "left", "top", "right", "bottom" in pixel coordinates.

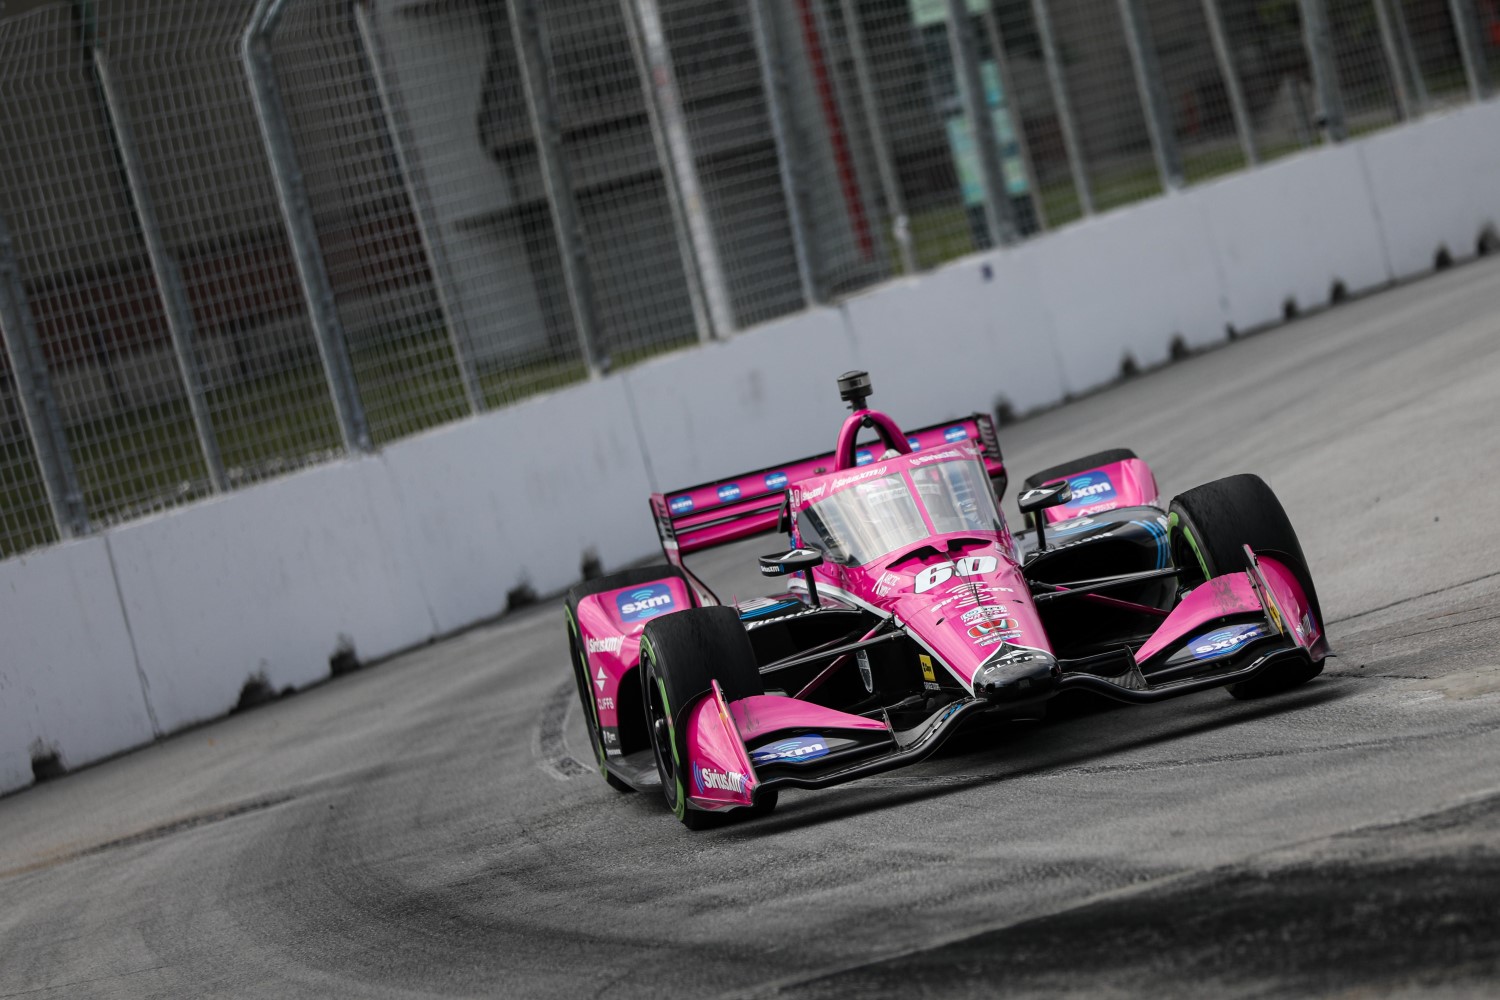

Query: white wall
[
  {"left": 4, "top": 102, "right": 1499, "bottom": 796},
  {"left": 0, "top": 539, "right": 155, "bottom": 792}
]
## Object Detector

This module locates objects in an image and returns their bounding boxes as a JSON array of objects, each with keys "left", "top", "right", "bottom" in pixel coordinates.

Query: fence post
[
  {"left": 510, "top": 0, "right": 606, "bottom": 376},
  {"left": 839, "top": 0, "right": 917, "bottom": 271},
  {"left": 1200, "top": 0, "right": 1259, "bottom": 166},
  {"left": 623, "top": 0, "right": 737, "bottom": 339},
  {"left": 0, "top": 213, "right": 89, "bottom": 539},
  {"left": 352, "top": 0, "right": 484, "bottom": 413},
  {"left": 1371, "top": 0, "right": 1414, "bottom": 119},
  {"left": 1029, "top": 0, "right": 1094, "bottom": 215},
  {"left": 1117, "top": 0, "right": 1183, "bottom": 189},
  {"left": 1299, "top": 0, "right": 1348, "bottom": 142},
  {"left": 979, "top": 2, "right": 1048, "bottom": 231},
  {"left": 1388, "top": 0, "right": 1429, "bottom": 112},
  {"left": 945, "top": 0, "right": 1018, "bottom": 246},
  {"left": 748, "top": 0, "right": 821, "bottom": 305},
  {"left": 1448, "top": 0, "right": 1493, "bottom": 101},
  {"left": 243, "top": 0, "right": 372, "bottom": 451},
  {"left": 92, "top": 48, "right": 229, "bottom": 491}
]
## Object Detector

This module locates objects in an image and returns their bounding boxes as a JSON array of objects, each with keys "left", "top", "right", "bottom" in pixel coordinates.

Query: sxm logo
[
  {"left": 1189, "top": 624, "right": 1268, "bottom": 661},
  {"left": 1066, "top": 471, "right": 1116, "bottom": 506},
  {"left": 750, "top": 735, "right": 829, "bottom": 765},
  {"left": 616, "top": 585, "right": 675, "bottom": 623}
]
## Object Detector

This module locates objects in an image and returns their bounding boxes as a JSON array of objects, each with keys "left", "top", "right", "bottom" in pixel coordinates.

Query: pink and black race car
[{"left": 565, "top": 371, "right": 1328, "bottom": 829}]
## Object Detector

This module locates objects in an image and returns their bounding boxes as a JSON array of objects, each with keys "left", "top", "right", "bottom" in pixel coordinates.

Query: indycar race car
[{"left": 564, "top": 371, "right": 1328, "bottom": 828}]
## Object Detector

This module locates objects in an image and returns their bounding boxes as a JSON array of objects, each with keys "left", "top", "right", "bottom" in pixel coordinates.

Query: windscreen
[
  {"left": 911, "top": 459, "right": 1004, "bottom": 536},
  {"left": 798, "top": 474, "right": 927, "bottom": 565}
]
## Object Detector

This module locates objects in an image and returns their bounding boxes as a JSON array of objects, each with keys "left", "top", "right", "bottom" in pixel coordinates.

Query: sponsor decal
[
  {"left": 765, "top": 471, "right": 789, "bottom": 490},
  {"left": 586, "top": 635, "right": 623, "bottom": 654},
  {"left": 750, "top": 735, "right": 830, "bottom": 765},
  {"left": 594, "top": 666, "right": 607, "bottom": 691},
  {"left": 616, "top": 585, "right": 675, "bottom": 622},
  {"left": 907, "top": 436, "right": 923, "bottom": 451},
  {"left": 919, "top": 654, "right": 937, "bottom": 683},
  {"left": 1050, "top": 517, "right": 1096, "bottom": 536},
  {"left": 962, "top": 606, "right": 1010, "bottom": 625},
  {"left": 693, "top": 764, "right": 746, "bottom": 794},
  {"left": 944, "top": 425, "right": 969, "bottom": 442},
  {"left": 744, "top": 606, "right": 826, "bottom": 630},
  {"left": 601, "top": 729, "right": 619, "bottom": 748},
  {"left": 738, "top": 597, "right": 802, "bottom": 620},
  {"left": 717, "top": 483, "right": 742, "bottom": 502},
  {"left": 968, "top": 619, "right": 1020, "bottom": 639},
  {"left": 914, "top": 556, "right": 999, "bottom": 594},
  {"left": 908, "top": 447, "right": 970, "bottom": 467},
  {"left": 975, "top": 630, "right": 1022, "bottom": 647},
  {"left": 831, "top": 466, "right": 889, "bottom": 491},
  {"left": 1189, "top": 624, "right": 1269, "bottom": 661},
  {"left": 875, "top": 572, "right": 902, "bottom": 597},
  {"left": 855, "top": 449, "right": 874, "bottom": 466},
  {"left": 801, "top": 483, "right": 827, "bottom": 502},
  {"left": 669, "top": 495, "right": 694, "bottom": 515},
  {"left": 1066, "top": 472, "right": 1116, "bottom": 506},
  {"left": 597, "top": 697, "right": 615, "bottom": 711}
]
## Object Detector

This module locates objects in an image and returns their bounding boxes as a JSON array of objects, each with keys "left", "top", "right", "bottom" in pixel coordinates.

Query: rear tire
[
  {"left": 639, "top": 607, "right": 772, "bottom": 829},
  {"left": 565, "top": 565, "right": 692, "bottom": 793},
  {"left": 1167, "top": 474, "right": 1324, "bottom": 699}
]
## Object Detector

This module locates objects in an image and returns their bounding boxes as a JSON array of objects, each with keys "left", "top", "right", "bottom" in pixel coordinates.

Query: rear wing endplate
[{"left": 650, "top": 413, "right": 1007, "bottom": 563}]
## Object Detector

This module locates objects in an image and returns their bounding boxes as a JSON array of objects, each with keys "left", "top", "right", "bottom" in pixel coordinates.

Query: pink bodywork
[
  {"left": 731, "top": 695, "right": 890, "bottom": 744},
  {"left": 1041, "top": 458, "right": 1159, "bottom": 524},
  {"left": 574, "top": 575, "right": 695, "bottom": 744},
  {"left": 792, "top": 440, "right": 1040, "bottom": 690},
  {"left": 682, "top": 681, "right": 760, "bottom": 811}
]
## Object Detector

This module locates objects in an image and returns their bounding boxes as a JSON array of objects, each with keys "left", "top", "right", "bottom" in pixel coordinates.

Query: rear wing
[{"left": 650, "top": 413, "right": 1007, "bottom": 563}]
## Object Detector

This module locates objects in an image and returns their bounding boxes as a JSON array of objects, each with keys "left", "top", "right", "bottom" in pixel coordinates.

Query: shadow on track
[{"left": 712, "top": 682, "right": 1354, "bottom": 839}]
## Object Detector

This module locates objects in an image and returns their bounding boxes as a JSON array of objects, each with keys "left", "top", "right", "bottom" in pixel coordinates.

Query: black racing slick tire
[
  {"left": 1167, "top": 474, "right": 1324, "bottom": 699},
  {"left": 639, "top": 607, "right": 777, "bottom": 830},
  {"left": 1023, "top": 449, "right": 1137, "bottom": 491},
  {"left": 565, "top": 565, "right": 693, "bottom": 793}
]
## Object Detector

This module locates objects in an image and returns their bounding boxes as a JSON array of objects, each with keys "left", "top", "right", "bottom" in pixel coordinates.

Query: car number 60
[{"left": 914, "top": 556, "right": 998, "bottom": 594}]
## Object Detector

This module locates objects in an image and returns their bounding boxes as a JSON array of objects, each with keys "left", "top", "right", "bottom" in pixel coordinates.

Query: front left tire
[{"left": 639, "top": 607, "right": 776, "bottom": 829}]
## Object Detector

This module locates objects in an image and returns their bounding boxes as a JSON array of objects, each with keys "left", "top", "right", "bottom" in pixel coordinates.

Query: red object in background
[{"left": 794, "top": 0, "right": 875, "bottom": 261}]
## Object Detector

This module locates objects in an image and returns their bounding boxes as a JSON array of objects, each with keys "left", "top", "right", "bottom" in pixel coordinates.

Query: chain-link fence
[{"left": 0, "top": 0, "right": 1494, "bottom": 558}]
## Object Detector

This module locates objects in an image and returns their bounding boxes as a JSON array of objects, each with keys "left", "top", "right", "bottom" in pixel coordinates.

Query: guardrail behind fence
[{"left": 0, "top": 0, "right": 1493, "bottom": 559}]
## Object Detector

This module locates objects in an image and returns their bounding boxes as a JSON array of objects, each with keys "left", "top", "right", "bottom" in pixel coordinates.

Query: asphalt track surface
[{"left": 4, "top": 259, "right": 1500, "bottom": 998}]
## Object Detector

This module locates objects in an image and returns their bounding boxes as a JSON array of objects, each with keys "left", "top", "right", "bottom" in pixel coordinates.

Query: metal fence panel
[
  {"left": 0, "top": 0, "right": 1491, "bottom": 560},
  {"left": 98, "top": 1, "right": 346, "bottom": 479}
]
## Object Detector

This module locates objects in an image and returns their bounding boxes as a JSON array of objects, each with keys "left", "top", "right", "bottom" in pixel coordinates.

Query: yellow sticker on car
[{"left": 920, "top": 654, "right": 936, "bottom": 683}]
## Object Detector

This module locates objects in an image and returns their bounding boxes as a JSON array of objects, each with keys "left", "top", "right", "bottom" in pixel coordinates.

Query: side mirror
[
  {"left": 759, "top": 548, "right": 824, "bottom": 577},
  {"left": 759, "top": 547, "right": 824, "bottom": 607},
  {"left": 1017, "top": 480, "right": 1072, "bottom": 515},
  {"left": 1017, "top": 480, "right": 1072, "bottom": 555}
]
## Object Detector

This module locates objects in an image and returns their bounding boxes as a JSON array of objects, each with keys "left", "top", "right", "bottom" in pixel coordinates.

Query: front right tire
[{"left": 1167, "top": 474, "right": 1324, "bottom": 699}]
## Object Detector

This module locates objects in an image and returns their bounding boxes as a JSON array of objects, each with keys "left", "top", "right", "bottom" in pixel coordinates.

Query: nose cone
[{"left": 973, "top": 645, "right": 1061, "bottom": 702}]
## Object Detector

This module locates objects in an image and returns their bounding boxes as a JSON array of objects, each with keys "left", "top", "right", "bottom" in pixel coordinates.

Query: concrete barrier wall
[
  {"left": 0, "top": 539, "right": 156, "bottom": 792},
  {"left": 4, "top": 103, "right": 1499, "bottom": 796}
]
